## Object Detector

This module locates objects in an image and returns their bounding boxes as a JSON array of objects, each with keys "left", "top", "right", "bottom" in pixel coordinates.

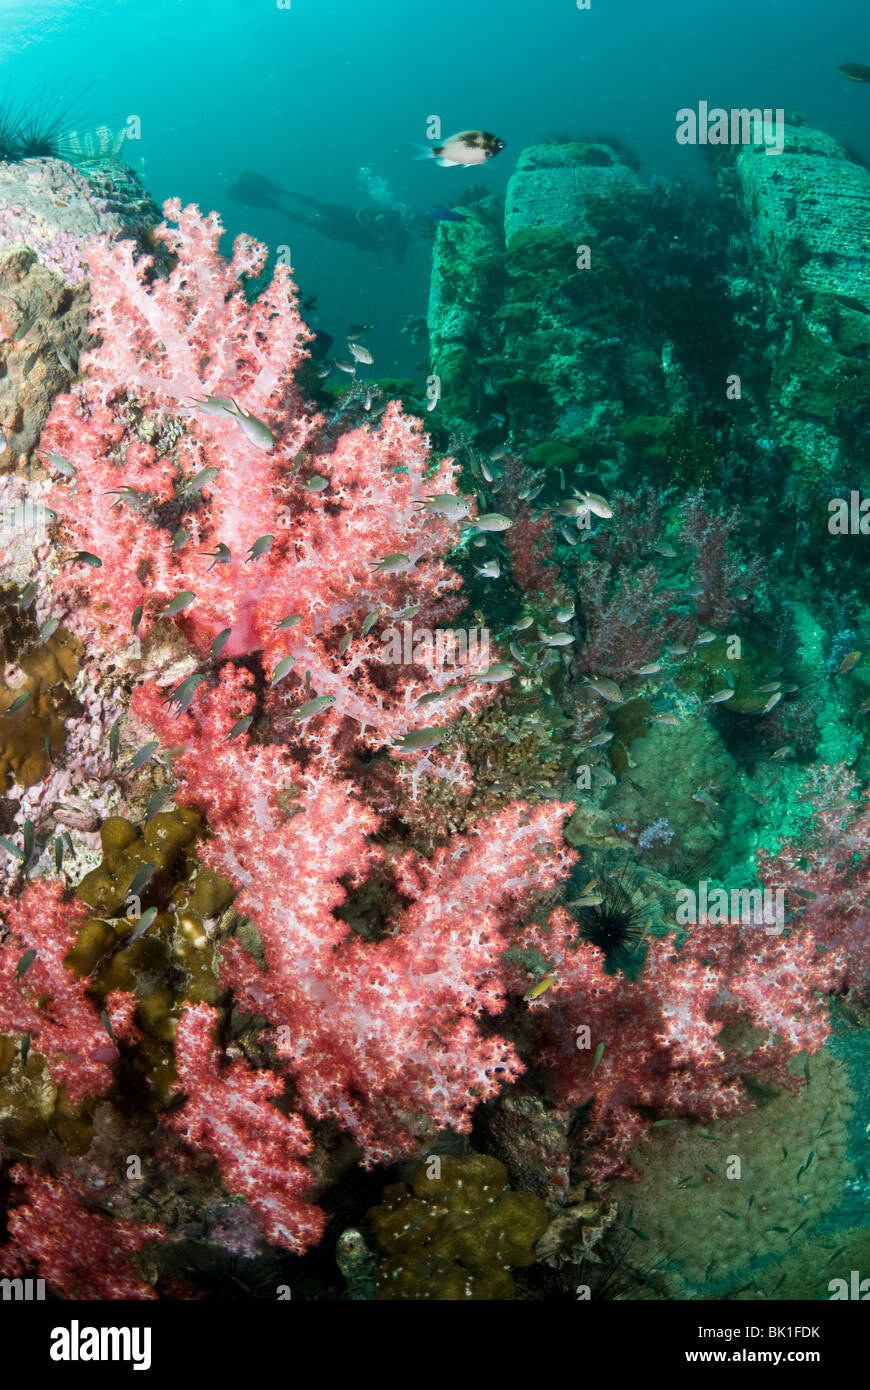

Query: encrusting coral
[{"left": 367, "top": 1153, "right": 548, "bottom": 1299}]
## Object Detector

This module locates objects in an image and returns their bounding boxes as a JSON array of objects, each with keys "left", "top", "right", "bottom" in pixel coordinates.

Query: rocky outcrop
[
  {"left": 426, "top": 142, "right": 670, "bottom": 479},
  {"left": 0, "top": 157, "right": 160, "bottom": 469},
  {"left": 426, "top": 196, "right": 504, "bottom": 434},
  {"left": 730, "top": 122, "right": 870, "bottom": 483},
  {"left": 0, "top": 157, "right": 159, "bottom": 286}
]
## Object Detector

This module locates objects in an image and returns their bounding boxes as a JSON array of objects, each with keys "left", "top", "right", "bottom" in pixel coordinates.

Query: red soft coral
[
  {"left": 511, "top": 907, "right": 840, "bottom": 1181},
  {"left": 166, "top": 1003, "right": 324, "bottom": 1253},
  {"left": 0, "top": 1167, "right": 163, "bottom": 1299},
  {"left": 0, "top": 882, "right": 126, "bottom": 1102},
  {"left": 757, "top": 763, "right": 866, "bottom": 996}
]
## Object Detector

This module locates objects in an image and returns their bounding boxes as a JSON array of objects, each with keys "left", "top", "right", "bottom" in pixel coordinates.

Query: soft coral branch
[
  {"left": 511, "top": 908, "right": 840, "bottom": 1181},
  {"left": 0, "top": 882, "right": 124, "bottom": 1103},
  {"left": 166, "top": 1003, "right": 324, "bottom": 1253}
]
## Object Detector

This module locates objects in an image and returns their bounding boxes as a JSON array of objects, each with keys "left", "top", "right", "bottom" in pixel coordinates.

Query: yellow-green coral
[
  {"left": 68, "top": 810, "right": 234, "bottom": 1106},
  {"left": 367, "top": 1153, "right": 548, "bottom": 1300},
  {"left": 0, "top": 626, "right": 82, "bottom": 787}
]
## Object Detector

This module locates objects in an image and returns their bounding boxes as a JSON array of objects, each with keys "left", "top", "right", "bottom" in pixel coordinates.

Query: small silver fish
[
  {"left": 708, "top": 688, "right": 734, "bottom": 704},
  {"left": 476, "top": 664, "right": 515, "bottom": 683},
  {"left": 652, "top": 712, "right": 680, "bottom": 726},
  {"left": 558, "top": 526, "right": 579, "bottom": 546},
  {"left": 761, "top": 691, "right": 782, "bottom": 715},
  {"left": 592, "top": 766, "right": 617, "bottom": 786},
  {"left": 347, "top": 341, "right": 374, "bottom": 365},
  {"left": 837, "top": 650, "right": 861, "bottom": 677},
  {"left": 475, "top": 560, "right": 501, "bottom": 578},
  {"left": 417, "top": 682, "right": 463, "bottom": 706},
  {"left": 204, "top": 543, "right": 232, "bottom": 570},
  {"left": 511, "top": 615, "right": 534, "bottom": 632},
  {"left": 576, "top": 489, "right": 613, "bottom": 519},
  {"left": 393, "top": 726, "right": 449, "bottom": 751},
  {"left": 224, "top": 400, "right": 276, "bottom": 452},
  {"left": 372, "top": 553, "right": 412, "bottom": 573},
  {"left": 418, "top": 493, "right": 473, "bottom": 521},
  {"left": 162, "top": 590, "right": 196, "bottom": 617},
  {"left": 13, "top": 314, "right": 36, "bottom": 342},
  {"left": 188, "top": 394, "right": 236, "bottom": 416},
  {"left": 553, "top": 604, "right": 575, "bottom": 623},
  {"left": 465, "top": 513, "right": 513, "bottom": 532},
  {"left": 695, "top": 630, "right": 716, "bottom": 645},
  {"left": 583, "top": 731, "right": 614, "bottom": 748},
  {"left": 636, "top": 661, "right": 662, "bottom": 675},
  {"left": 539, "top": 632, "right": 575, "bottom": 647},
  {"left": 756, "top": 681, "right": 781, "bottom": 694},
  {"left": 291, "top": 695, "right": 335, "bottom": 720},
  {"left": 651, "top": 541, "right": 677, "bottom": 558},
  {"left": 270, "top": 655, "right": 295, "bottom": 687},
  {"left": 334, "top": 359, "right": 356, "bottom": 375},
  {"left": 185, "top": 466, "right": 220, "bottom": 494},
  {"left": 668, "top": 644, "right": 690, "bottom": 657},
  {"left": 585, "top": 676, "right": 623, "bottom": 702},
  {"left": 45, "top": 450, "right": 75, "bottom": 477}
]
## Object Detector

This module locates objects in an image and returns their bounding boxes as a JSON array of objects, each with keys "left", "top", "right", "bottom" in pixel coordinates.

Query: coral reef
[{"left": 1, "top": 113, "right": 869, "bottom": 1304}]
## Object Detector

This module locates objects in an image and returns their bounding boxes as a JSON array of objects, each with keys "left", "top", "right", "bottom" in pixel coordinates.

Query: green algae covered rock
[
  {"left": 732, "top": 122, "right": 870, "bottom": 482},
  {"left": 426, "top": 198, "right": 504, "bottom": 430},
  {"left": 737, "top": 125, "right": 870, "bottom": 303},
  {"left": 425, "top": 142, "right": 662, "bottom": 450},
  {"left": 526, "top": 439, "right": 580, "bottom": 471},
  {"left": 505, "top": 141, "right": 648, "bottom": 245}
]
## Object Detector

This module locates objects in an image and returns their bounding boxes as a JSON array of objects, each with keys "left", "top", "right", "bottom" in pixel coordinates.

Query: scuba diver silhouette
[{"left": 227, "top": 170, "right": 412, "bottom": 265}]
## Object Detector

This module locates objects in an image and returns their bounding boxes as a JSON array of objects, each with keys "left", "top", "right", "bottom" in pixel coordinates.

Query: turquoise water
[{"left": 3, "top": 0, "right": 869, "bottom": 372}]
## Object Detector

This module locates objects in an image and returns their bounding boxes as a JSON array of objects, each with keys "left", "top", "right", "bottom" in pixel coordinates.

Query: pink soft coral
[
  {"left": 140, "top": 666, "right": 574, "bottom": 1172},
  {"left": 45, "top": 201, "right": 494, "bottom": 781},
  {"left": 167, "top": 1002, "right": 324, "bottom": 1253}
]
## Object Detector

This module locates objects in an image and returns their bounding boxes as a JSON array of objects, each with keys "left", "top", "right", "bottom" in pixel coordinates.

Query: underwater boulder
[
  {"left": 0, "top": 156, "right": 159, "bottom": 286},
  {"left": 730, "top": 123, "right": 870, "bottom": 482},
  {"left": 505, "top": 140, "right": 648, "bottom": 246}
]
